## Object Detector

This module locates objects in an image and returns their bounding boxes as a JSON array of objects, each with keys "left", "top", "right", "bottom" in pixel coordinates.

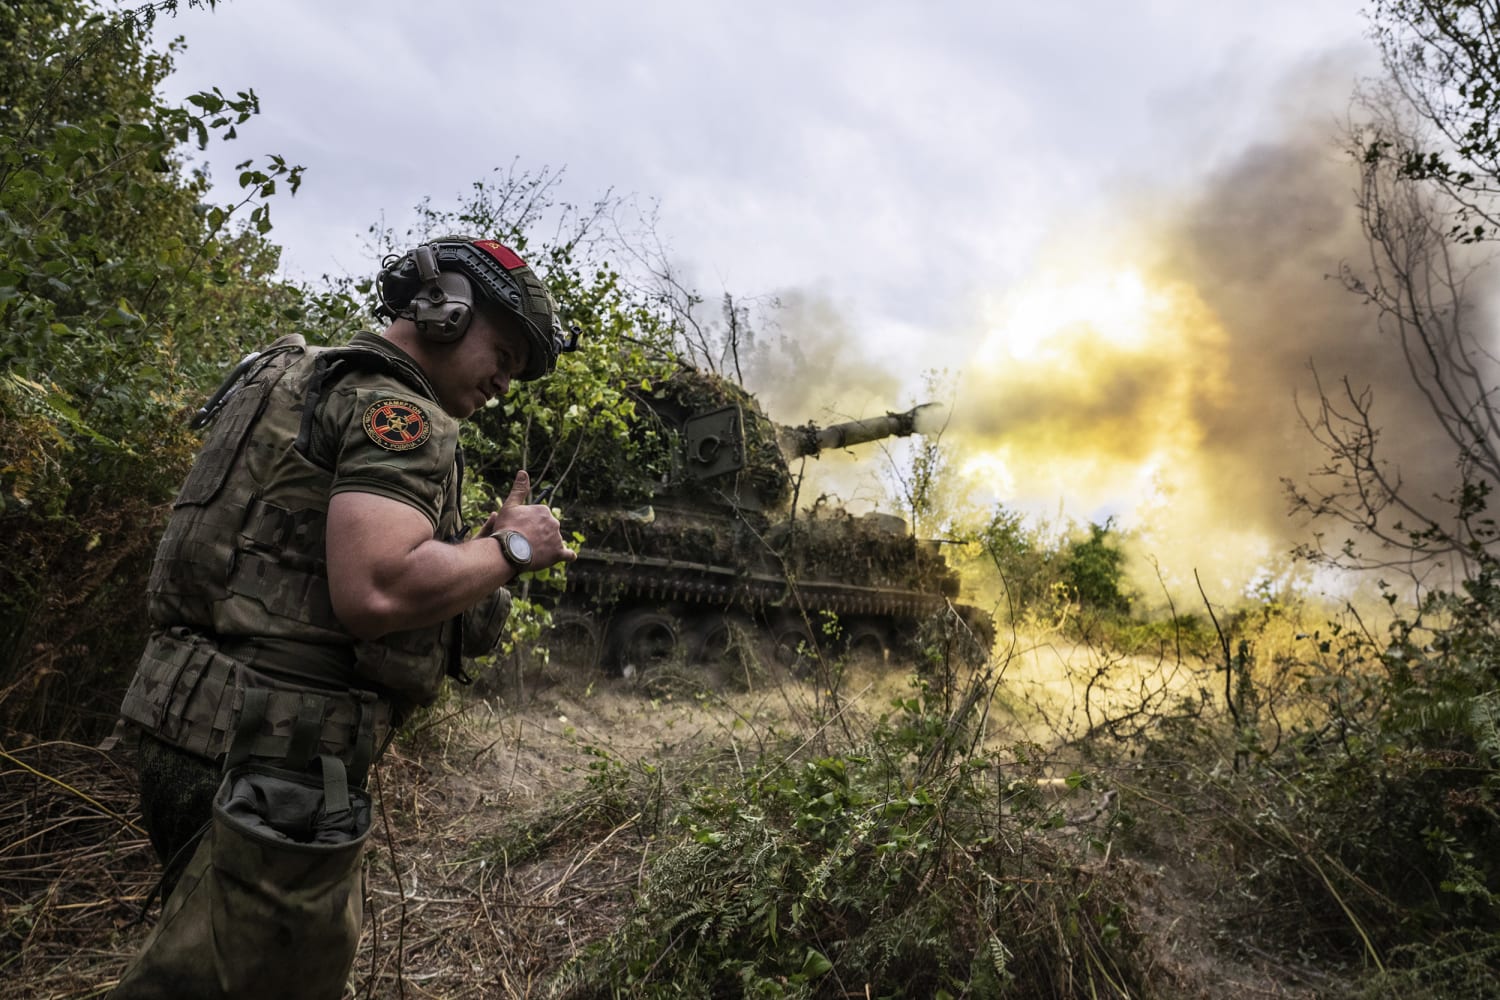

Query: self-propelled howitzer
[{"left": 541, "top": 369, "right": 992, "bottom": 674}]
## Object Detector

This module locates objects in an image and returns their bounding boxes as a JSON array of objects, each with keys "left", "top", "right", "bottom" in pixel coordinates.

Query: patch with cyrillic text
[{"left": 362, "top": 398, "right": 431, "bottom": 452}]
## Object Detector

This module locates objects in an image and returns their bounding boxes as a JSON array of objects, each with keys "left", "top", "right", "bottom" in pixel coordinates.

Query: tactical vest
[{"left": 117, "top": 332, "right": 491, "bottom": 777}]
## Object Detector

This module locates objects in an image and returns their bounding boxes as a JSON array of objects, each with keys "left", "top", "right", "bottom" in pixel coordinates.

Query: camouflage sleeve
[{"left": 319, "top": 377, "right": 459, "bottom": 531}]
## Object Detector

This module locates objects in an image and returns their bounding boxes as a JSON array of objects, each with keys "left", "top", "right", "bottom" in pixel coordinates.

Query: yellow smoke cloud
[
  {"left": 965, "top": 255, "right": 1225, "bottom": 468},
  {"left": 950, "top": 240, "right": 1308, "bottom": 603}
]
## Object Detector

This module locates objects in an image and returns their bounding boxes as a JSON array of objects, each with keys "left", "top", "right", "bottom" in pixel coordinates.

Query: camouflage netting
[
  {"left": 645, "top": 368, "right": 793, "bottom": 513},
  {"left": 573, "top": 506, "right": 739, "bottom": 565},
  {"left": 777, "top": 508, "right": 961, "bottom": 594},
  {"left": 549, "top": 364, "right": 968, "bottom": 596},
  {"left": 573, "top": 500, "right": 960, "bottom": 600},
  {"left": 478, "top": 366, "right": 792, "bottom": 513}
]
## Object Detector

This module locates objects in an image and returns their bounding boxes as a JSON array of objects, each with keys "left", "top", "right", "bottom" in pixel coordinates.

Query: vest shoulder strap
[{"left": 294, "top": 344, "right": 439, "bottom": 456}]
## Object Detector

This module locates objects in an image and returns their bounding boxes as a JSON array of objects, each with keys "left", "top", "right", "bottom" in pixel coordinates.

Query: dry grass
[
  {"left": 0, "top": 651, "right": 1396, "bottom": 1000},
  {"left": 0, "top": 722, "right": 644, "bottom": 998},
  {"left": 0, "top": 675, "right": 802, "bottom": 1000},
  {"left": 1, "top": 741, "right": 157, "bottom": 1000},
  {"left": 349, "top": 721, "right": 649, "bottom": 999}
]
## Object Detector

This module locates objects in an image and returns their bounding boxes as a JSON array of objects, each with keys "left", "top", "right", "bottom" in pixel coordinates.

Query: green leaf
[
  {"left": 99, "top": 307, "right": 138, "bottom": 328},
  {"left": 799, "top": 949, "right": 832, "bottom": 978}
]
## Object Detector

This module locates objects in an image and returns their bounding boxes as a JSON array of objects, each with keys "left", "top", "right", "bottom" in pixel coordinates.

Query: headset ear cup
[
  {"left": 377, "top": 260, "right": 422, "bottom": 316},
  {"left": 409, "top": 272, "right": 477, "bottom": 343},
  {"left": 418, "top": 301, "right": 470, "bottom": 342}
]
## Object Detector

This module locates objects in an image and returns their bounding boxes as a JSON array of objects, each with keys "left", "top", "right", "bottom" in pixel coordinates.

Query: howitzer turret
[{"left": 497, "top": 368, "right": 991, "bottom": 676}]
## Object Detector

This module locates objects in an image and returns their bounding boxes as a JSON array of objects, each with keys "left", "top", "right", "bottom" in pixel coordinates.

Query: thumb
[{"left": 504, "top": 470, "right": 531, "bottom": 507}]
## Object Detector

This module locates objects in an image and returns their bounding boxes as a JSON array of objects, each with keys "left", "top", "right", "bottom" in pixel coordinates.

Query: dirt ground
[{"left": 2, "top": 652, "right": 1349, "bottom": 999}]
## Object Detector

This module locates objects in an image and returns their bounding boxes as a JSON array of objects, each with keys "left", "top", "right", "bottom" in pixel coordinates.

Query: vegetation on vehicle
[{"left": 517, "top": 359, "right": 993, "bottom": 679}]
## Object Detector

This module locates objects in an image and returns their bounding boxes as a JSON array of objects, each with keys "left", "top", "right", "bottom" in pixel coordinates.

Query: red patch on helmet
[
  {"left": 363, "top": 399, "right": 432, "bottom": 452},
  {"left": 473, "top": 240, "right": 528, "bottom": 271}
]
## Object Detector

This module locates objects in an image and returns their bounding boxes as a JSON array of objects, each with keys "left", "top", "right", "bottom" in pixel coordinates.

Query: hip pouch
[{"left": 111, "top": 719, "right": 371, "bottom": 999}]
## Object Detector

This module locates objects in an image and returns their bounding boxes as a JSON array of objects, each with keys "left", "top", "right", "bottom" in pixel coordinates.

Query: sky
[{"left": 154, "top": 0, "right": 1430, "bottom": 604}]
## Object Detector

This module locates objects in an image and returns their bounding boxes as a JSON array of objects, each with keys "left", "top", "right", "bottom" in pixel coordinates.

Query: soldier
[{"left": 106, "top": 237, "right": 577, "bottom": 999}]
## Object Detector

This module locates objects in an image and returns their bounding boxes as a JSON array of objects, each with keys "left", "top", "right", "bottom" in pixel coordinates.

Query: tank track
[
  {"left": 559, "top": 549, "right": 995, "bottom": 674},
  {"left": 568, "top": 549, "right": 956, "bottom": 618}
]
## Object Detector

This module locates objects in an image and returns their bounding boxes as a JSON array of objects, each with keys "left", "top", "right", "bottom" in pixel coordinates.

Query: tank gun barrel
[{"left": 781, "top": 403, "right": 939, "bottom": 459}]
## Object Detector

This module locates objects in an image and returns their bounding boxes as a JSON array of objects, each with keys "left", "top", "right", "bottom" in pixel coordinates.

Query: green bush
[
  {"left": 1146, "top": 565, "right": 1500, "bottom": 985},
  {"left": 550, "top": 678, "right": 1163, "bottom": 999},
  {"left": 1060, "top": 520, "right": 1131, "bottom": 616},
  {"left": 1261, "top": 570, "right": 1500, "bottom": 948}
]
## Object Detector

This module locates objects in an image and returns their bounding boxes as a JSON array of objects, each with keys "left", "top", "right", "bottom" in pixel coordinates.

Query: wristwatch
[{"left": 494, "top": 530, "right": 533, "bottom": 569}]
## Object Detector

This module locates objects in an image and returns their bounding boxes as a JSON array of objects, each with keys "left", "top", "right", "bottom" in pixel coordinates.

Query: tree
[
  {"left": 1369, "top": 0, "right": 1500, "bottom": 246},
  {"left": 0, "top": 0, "right": 315, "bottom": 738},
  {"left": 975, "top": 503, "right": 1060, "bottom": 617},
  {"left": 1271, "top": 7, "right": 1500, "bottom": 956},
  {"left": 1061, "top": 518, "right": 1132, "bottom": 615},
  {"left": 1287, "top": 2, "right": 1500, "bottom": 582}
]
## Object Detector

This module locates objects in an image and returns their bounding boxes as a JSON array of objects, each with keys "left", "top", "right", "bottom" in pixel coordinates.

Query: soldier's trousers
[{"left": 136, "top": 733, "right": 220, "bottom": 896}]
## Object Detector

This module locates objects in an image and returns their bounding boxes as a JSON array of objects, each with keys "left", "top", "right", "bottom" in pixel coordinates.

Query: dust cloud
[
  {"left": 740, "top": 288, "right": 905, "bottom": 424},
  {"left": 739, "top": 289, "right": 921, "bottom": 515}
]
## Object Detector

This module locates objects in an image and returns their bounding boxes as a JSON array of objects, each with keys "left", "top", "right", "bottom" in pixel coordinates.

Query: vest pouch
[
  {"left": 175, "top": 342, "right": 305, "bottom": 509},
  {"left": 110, "top": 756, "right": 370, "bottom": 1000},
  {"left": 118, "top": 629, "right": 240, "bottom": 756},
  {"left": 462, "top": 586, "right": 514, "bottom": 658},
  {"left": 225, "top": 498, "right": 337, "bottom": 631},
  {"left": 353, "top": 620, "right": 452, "bottom": 707}
]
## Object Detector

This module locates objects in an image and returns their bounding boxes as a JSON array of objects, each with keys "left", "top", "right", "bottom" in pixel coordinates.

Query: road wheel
[
  {"left": 687, "top": 612, "right": 738, "bottom": 664},
  {"left": 770, "top": 616, "right": 818, "bottom": 678},
  {"left": 546, "top": 610, "right": 603, "bottom": 672},
  {"left": 843, "top": 622, "right": 891, "bottom": 667},
  {"left": 608, "top": 609, "right": 681, "bottom": 677}
]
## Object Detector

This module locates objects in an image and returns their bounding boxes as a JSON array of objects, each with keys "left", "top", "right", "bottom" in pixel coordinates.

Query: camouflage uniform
[
  {"left": 114, "top": 329, "right": 506, "bottom": 869},
  {"left": 106, "top": 236, "right": 571, "bottom": 1000}
]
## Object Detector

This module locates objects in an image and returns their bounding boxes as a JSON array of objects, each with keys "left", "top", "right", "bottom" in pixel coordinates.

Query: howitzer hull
[{"left": 546, "top": 502, "right": 994, "bottom": 676}]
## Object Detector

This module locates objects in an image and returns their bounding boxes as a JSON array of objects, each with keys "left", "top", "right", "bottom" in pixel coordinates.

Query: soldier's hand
[{"left": 483, "top": 470, "right": 576, "bottom": 569}]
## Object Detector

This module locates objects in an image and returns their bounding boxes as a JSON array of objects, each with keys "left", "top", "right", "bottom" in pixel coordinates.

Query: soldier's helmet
[{"left": 377, "top": 237, "right": 577, "bottom": 381}]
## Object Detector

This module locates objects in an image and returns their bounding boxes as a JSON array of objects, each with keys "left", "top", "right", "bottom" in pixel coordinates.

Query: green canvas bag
[{"left": 112, "top": 694, "right": 372, "bottom": 999}]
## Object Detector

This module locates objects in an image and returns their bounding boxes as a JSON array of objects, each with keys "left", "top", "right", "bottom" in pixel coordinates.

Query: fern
[{"left": 1470, "top": 691, "right": 1500, "bottom": 764}]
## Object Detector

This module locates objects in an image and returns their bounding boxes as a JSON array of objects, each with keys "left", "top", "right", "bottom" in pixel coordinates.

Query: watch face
[{"left": 506, "top": 531, "right": 533, "bottom": 564}]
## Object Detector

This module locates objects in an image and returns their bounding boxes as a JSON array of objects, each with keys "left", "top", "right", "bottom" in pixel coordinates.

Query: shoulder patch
[{"left": 363, "top": 398, "right": 432, "bottom": 452}]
